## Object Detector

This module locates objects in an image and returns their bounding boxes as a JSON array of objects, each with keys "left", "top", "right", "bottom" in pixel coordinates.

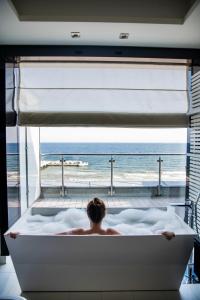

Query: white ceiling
[{"left": 0, "top": 0, "right": 200, "bottom": 48}]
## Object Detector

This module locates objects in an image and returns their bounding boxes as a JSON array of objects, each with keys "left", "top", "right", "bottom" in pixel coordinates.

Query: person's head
[{"left": 87, "top": 197, "right": 106, "bottom": 224}]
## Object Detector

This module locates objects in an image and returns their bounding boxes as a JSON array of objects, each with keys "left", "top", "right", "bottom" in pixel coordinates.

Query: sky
[{"left": 39, "top": 127, "right": 187, "bottom": 143}]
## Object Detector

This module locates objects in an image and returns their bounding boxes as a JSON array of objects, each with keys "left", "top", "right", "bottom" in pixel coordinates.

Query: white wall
[
  {"left": 19, "top": 127, "right": 27, "bottom": 215},
  {"left": 27, "top": 127, "right": 40, "bottom": 206},
  {"left": 19, "top": 127, "right": 40, "bottom": 214}
]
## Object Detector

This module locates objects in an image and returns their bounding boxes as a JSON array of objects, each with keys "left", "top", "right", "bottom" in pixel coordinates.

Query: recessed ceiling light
[
  {"left": 71, "top": 32, "right": 80, "bottom": 38},
  {"left": 119, "top": 33, "right": 129, "bottom": 39}
]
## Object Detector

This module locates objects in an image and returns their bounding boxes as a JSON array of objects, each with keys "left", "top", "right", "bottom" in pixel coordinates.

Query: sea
[{"left": 7, "top": 143, "right": 187, "bottom": 187}]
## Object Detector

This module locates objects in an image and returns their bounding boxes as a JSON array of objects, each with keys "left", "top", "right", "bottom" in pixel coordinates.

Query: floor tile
[
  {"left": 179, "top": 284, "right": 200, "bottom": 300},
  {"left": 32, "top": 196, "right": 185, "bottom": 215},
  {"left": 0, "top": 272, "right": 21, "bottom": 297},
  {"left": 0, "top": 256, "right": 15, "bottom": 273}
]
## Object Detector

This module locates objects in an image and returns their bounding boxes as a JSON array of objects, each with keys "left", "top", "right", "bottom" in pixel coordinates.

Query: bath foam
[
  {"left": 13, "top": 206, "right": 189, "bottom": 235},
  {"left": 54, "top": 208, "right": 89, "bottom": 229},
  {"left": 105, "top": 208, "right": 145, "bottom": 225}
]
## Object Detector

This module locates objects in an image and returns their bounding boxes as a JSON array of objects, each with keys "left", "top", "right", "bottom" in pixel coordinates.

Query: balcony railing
[{"left": 40, "top": 153, "right": 186, "bottom": 196}]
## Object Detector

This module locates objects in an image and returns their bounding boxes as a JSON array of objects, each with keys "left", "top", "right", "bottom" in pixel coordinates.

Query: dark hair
[{"left": 87, "top": 198, "right": 106, "bottom": 224}]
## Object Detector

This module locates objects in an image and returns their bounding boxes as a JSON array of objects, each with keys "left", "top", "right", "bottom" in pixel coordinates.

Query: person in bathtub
[
  {"left": 57, "top": 197, "right": 120, "bottom": 235},
  {"left": 9, "top": 197, "right": 175, "bottom": 239}
]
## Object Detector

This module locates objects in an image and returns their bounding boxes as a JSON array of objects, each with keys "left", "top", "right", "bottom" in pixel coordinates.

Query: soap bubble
[{"left": 14, "top": 206, "right": 186, "bottom": 235}]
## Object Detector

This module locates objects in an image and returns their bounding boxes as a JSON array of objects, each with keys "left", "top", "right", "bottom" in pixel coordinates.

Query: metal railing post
[
  {"left": 61, "top": 155, "right": 65, "bottom": 197},
  {"left": 157, "top": 156, "right": 163, "bottom": 196},
  {"left": 109, "top": 156, "right": 115, "bottom": 196},
  {"left": 38, "top": 152, "right": 185, "bottom": 196}
]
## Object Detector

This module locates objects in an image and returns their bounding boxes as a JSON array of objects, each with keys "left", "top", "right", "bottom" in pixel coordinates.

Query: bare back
[{"left": 65, "top": 227, "right": 120, "bottom": 235}]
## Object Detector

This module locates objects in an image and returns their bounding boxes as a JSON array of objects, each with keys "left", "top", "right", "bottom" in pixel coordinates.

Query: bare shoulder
[
  {"left": 70, "top": 228, "right": 85, "bottom": 235},
  {"left": 106, "top": 228, "right": 120, "bottom": 235},
  {"left": 56, "top": 228, "right": 85, "bottom": 235}
]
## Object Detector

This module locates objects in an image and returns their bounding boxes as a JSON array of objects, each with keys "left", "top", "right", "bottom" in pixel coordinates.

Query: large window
[
  {"left": 4, "top": 58, "right": 190, "bottom": 223},
  {"left": 40, "top": 127, "right": 187, "bottom": 198}
]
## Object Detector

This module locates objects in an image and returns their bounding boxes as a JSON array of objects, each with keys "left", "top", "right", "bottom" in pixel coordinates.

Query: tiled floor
[
  {"left": 32, "top": 195, "right": 185, "bottom": 215},
  {"left": 1, "top": 257, "right": 200, "bottom": 300}
]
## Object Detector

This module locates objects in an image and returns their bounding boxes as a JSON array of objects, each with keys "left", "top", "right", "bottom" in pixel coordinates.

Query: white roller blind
[{"left": 18, "top": 62, "right": 189, "bottom": 127}]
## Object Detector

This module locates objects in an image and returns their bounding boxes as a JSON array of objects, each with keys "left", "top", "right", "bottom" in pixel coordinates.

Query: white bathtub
[{"left": 5, "top": 215, "right": 195, "bottom": 292}]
